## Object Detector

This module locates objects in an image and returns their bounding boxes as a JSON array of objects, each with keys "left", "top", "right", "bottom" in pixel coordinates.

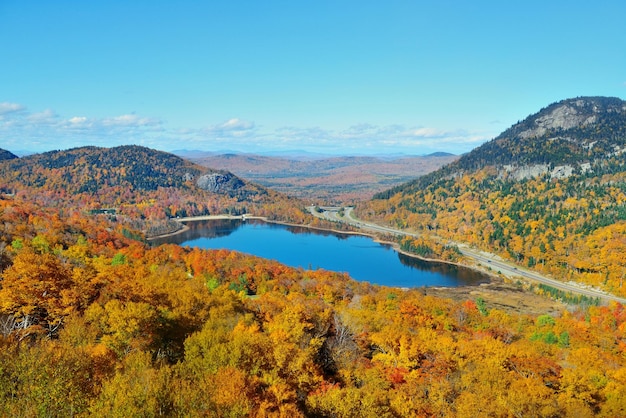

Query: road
[{"left": 307, "top": 205, "right": 626, "bottom": 304}]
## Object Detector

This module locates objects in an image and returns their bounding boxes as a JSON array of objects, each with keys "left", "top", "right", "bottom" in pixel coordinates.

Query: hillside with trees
[
  {"left": 0, "top": 145, "right": 263, "bottom": 198},
  {"left": 0, "top": 196, "right": 625, "bottom": 416},
  {"left": 0, "top": 145, "right": 311, "bottom": 236},
  {"left": 360, "top": 97, "right": 626, "bottom": 297},
  {"left": 0, "top": 149, "right": 17, "bottom": 161}
]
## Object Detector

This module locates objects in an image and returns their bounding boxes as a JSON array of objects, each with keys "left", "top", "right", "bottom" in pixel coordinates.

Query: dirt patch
[{"left": 423, "top": 276, "right": 568, "bottom": 317}]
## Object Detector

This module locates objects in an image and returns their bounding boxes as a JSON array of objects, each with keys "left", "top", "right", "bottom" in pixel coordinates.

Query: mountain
[
  {"left": 0, "top": 148, "right": 18, "bottom": 161},
  {"left": 456, "top": 96, "right": 626, "bottom": 173},
  {"left": 377, "top": 96, "right": 626, "bottom": 198},
  {"left": 0, "top": 145, "right": 262, "bottom": 198},
  {"left": 0, "top": 145, "right": 314, "bottom": 237},
  {"left": 425, "top": 151, "right": 456, "bottom": 157},
  {"left": 363, "top": 96, "right": 626, "bottom": 297}
]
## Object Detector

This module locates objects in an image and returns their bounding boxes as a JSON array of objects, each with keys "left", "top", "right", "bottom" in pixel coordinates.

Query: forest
[
  {"left": 360, "top": 163, "right": 626, "bottom": 298},
  {"left": 1, "top": 129, "right": 626, "bottom": 416},
  {"left": 0, "top": 178, "right": 625, "bottom": 416}
]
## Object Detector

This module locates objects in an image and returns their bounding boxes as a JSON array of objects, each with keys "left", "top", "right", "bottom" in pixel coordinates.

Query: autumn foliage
[
  {"left": 360, "top": 165, "right": 626, "bottom": 297},
  {"left": 0, "top": 196, "right": 624, "bottom": 416}
]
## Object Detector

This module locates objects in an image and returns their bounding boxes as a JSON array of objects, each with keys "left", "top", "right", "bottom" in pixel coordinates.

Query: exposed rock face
[
  {"left": 501, "top": 164, "right": 578, "bottom": 181},
  {"left": 502, "top": 164, "right": 549, "bottom": 180},
  {"left": 519, "top": 102, "right": 598, "bottom": 139},
  {"left": 196, "top": 172, "right": 244, "bottom": 194}
]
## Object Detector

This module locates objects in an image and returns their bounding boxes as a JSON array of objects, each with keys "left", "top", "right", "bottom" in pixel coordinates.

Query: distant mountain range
[
  {"left": 173, "top": 149, "right": 456, "bottom": 161},
  {"left": 186, "top": 152, "right": 458, "bottom": 203}
]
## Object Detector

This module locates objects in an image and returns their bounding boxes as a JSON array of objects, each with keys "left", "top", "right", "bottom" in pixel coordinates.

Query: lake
[{"left": 152, "top": 219, "right": 490, "bottom": 288}]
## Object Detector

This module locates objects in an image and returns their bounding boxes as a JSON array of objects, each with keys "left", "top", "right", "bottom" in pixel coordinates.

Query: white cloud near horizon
[
  {"left": 410, "top": 127, "right": 448, "bottom": 138},
  {"left": 102, "top": 114, "right": 161, "bottom": 127},
  {"left": 0, "top": 102, "right": 493, "bottom": 155},
  {"left": 27, "top": 109, "right": 58, "bottom": 124},
  {"left": 0, "top": 102, "right": 25, "bottom": 115},
  {"left": 201, "top": 118, "right": 256, "bottom": 138}
]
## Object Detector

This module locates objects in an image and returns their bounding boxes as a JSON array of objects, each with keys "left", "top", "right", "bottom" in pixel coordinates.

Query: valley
[
  {"left": 182, "top": 152, "right": 458, "bottom": 203},
  {"left": 2, "top": 96, "right": 626, "bottom": 416},
  {"left": 6, "top": 0, "right": 626, "bottom": 414}
]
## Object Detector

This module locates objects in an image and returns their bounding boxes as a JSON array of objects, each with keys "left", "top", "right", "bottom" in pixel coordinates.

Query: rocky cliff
[{"left": 196, "top": 172, "right": 245, "bottom": 194}]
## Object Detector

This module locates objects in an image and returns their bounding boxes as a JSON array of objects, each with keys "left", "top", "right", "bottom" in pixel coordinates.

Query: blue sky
[{"left": 1, "top": 1, "right": 625, "bottom": 156}]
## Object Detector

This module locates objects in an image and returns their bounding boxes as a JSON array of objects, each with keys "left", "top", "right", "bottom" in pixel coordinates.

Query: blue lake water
[{"left": 152, "top": 219, "right": 490, "bottom": 288}]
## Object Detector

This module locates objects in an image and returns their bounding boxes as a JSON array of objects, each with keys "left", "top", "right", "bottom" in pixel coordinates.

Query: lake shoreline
[
  {"left": 148, "top": 215, "right": 572, "bottom": 316},
  {"left": 148, "top": 214, "right": 497, "bottom": 287}
]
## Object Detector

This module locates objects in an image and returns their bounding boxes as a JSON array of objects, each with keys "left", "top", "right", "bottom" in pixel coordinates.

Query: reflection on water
[
  {"left": 152, "top": 219, "right": 244, "bottom": 244},
  {"left": 153, "top": 219, "right": 490, "bottom": 288},
  {"left": 396, "top": 252, "right": 485, "bottom": 282}
]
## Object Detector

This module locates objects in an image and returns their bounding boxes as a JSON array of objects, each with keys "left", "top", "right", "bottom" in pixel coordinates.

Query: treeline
[
  {"left": 534, "top": 283, "right": 601, "bottom": 307},
  {"left": 1, "top": 197, "right": 626, "bottom": 416},
  {"left": 0, "top": 149, "right": 17, "bottom": 162},
  {"left": 399, "top": 236, "right": 462, "bottom": 262}
]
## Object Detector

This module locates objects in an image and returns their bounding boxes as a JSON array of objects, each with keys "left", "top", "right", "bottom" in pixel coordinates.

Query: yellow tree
[{"left": 0, "top": 248, "right": 74, "bottom": 337}]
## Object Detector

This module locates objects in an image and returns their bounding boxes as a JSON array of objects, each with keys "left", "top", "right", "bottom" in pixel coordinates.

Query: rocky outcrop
[
  {"left": 518, "top": 102, "right": 598, "bottom": 139},
  {"left": 196, "top": 172, "right": 244, "bottom": 194},
  {"left": 501, "top": 164, "right": 579, "bottom": 181}
]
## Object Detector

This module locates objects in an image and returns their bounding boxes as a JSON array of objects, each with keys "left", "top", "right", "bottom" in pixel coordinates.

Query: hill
[
  {"left": 378, "top": 96, "right": 626, "bottom": 198},
  {"left": 0, "top": 148, "right": 18, "bottom": 161},
  {"left": 0, "top": 145, "right": 311, "bottom": 236},
  {"left": 425, "top": 151, "right": 455, "bottom": 157},
  {"left": 186, "top": 152, "right": 458, "bottom": 203},
  {"left": 457, "top": 96, "right": 626, "bottom": 170},
  {"left": 0, "top": 145, "right": 261, "bottom": 197},
  {"left": 362, "top": 96, "right": 626, "bottom": 297}
]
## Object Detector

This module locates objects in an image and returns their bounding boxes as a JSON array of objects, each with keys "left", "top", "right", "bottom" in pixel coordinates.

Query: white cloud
[
  {"left": 340, "top": 123, "right": 378, "bottom": 137},
  {"left": 0, "top": 103, "right": 168, "bottom": 152},
  {"left": 0, "top": 102, "right": 25, "bottom": 115},
  {"left": 102, "top": 114, "right": 160, "bottom": 127},
  {"left": 27, "top": 109, "right": 58, "bottom": 124},
  {"left": 69, "top": 116, "right": 88, "bottom": 125},
  {"left": 201, "top": 118, "right": 256, "bottom": 138},
  {"left": 218, "top": 118, "right": 254, "bottom": 130},
  {"left": 410, "top": 127, "right": 447, "bottom": 138},
  {"left": 262, "top": 123, "right": 489, "bottom": 154},
  {"left": 0, "top": 101, "right": 493, "bottom": 155}
]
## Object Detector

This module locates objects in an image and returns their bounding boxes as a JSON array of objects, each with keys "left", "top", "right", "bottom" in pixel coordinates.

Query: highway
[{"left": 307, "top": 205, "right": 626, "bottom": 304}]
